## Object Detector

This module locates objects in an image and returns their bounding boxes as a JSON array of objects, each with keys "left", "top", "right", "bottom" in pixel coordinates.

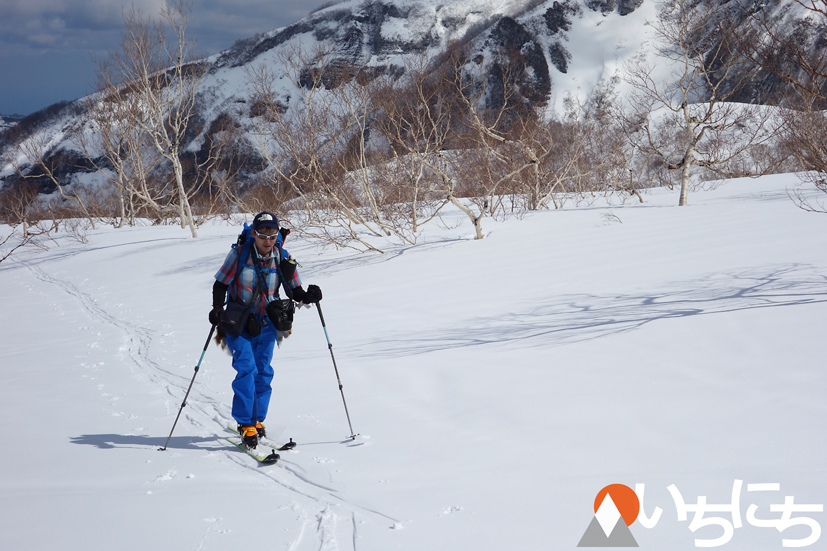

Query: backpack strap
[
  {"left": 251, "top": 248, "right": 276, "bottom": 305},
  {"left": 251, "top": 241, "right": 294, "bottom": 303},
  {"left": 275, "top": 242, "right": 295, "bottom": 301},
  {"left": 225, "top": 223, "right": 255, "bottom": 306}
]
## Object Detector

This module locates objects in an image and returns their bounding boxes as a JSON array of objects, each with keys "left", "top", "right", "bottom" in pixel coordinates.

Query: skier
[{"left": 209, "top": 212, "right": 322, "bottom": 448}]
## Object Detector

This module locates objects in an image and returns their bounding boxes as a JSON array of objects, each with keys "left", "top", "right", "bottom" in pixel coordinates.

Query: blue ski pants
[{"left": 224, "top": 316, "right": 277, "bottom": 425}]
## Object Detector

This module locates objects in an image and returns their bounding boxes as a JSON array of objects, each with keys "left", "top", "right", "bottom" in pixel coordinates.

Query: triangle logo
[
  {"left": 578, "top": 484, "right": 640, "bottom": 547},
  {"left": 578, "top": 516, "right": 639, "bottom": 547}
]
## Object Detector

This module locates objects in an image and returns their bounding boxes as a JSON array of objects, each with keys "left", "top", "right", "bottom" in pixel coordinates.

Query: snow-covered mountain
[
  {"left": 203, "top": 0, "right": 648, "bottom": 111},
  {"left": 0, "top": 115, "right": 22, "bottom": 133},
  {"left": 0, "top": 0, "right": 819, "bottom": 191}
]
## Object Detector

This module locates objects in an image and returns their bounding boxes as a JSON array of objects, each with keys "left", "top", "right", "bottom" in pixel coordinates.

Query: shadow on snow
[
  {"left": 70, "top": 433, "right": 222, "bottom": 451},
  {"left": 360, "top": 264, "right": 827, "bottom": 357}
]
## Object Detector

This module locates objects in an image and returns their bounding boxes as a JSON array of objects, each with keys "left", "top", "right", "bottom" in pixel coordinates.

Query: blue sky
[{"left": 0, "top": 0, "right": 330, "bottom": 116}]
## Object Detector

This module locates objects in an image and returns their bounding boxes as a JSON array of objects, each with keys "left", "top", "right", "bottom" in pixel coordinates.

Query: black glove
[
  {"left": 289, "top": 285, "right": 306, "bottom": 303},
  {"left": 209, "top": 306, "right": 224, "bottom": 325},
  {"left": 305, "top": 284, "right": 322, "bottom": 303}
]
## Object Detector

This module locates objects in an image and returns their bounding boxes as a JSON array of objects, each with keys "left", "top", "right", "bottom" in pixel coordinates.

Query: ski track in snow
[
  {"left": 13, "top": 256, "right": 220, "bottom": 411},
  {"left": 222, "top": 449, "right": 396, "bottom": 551},
  {"left": 14, "top": 254, "right": 394, "bottom": 551}
]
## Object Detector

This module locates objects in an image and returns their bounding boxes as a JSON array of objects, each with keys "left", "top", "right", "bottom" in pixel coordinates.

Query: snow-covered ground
[{"left": 1, "top": 174, "right": 825, "bottom": 551}]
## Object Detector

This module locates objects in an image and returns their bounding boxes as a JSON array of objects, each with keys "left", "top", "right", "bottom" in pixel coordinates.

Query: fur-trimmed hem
[
  {"left": 214, "top": 326, "right": 231, "bottom": 354},
  {"left": 277, "top": 329, "right": 292, "bottom": 344}
]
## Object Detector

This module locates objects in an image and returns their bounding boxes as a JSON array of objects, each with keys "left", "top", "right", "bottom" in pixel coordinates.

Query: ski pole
[
  {"left": 314, "top": 302, "right": 357, "bottom": 440},
  {"left": 159, "top": 324, "right": 216, "bottom": 451}
]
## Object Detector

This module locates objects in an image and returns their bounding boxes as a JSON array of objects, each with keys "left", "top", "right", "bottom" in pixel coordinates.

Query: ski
[
  {"left": 225, "top": 424, "right": 297, "bottom": 451},
  {"left": 226, "top": 436, "right": 280, "bottom": 464}
]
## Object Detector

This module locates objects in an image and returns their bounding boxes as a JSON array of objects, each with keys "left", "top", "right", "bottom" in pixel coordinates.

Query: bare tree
[
  {"left": 740, "top": 0, "right": 827, "bottom": 211},
  {"left": 369, "top": 55, "right": 456, "bottom": 233},
  {"left": 372, "top": 46, "right": 525, "bottom": 240},
  {"left": 372, "top": 46, "right": 621, "bottom": 239},
  {"left": 0, "top": 180, "right": 40, "bottom": 237},
  {"left": 98, "top": 0, "right": 207, "bottom": 236},
  {"left": 740, "top": 0, "right": 827, "bottom": 103},
  {"left": 622, "top": 0, "right": 779, "bottom": 206},
  {"left": 467, "top": 91, "right": 622, "bottom": 214},
  {"left": 0, "top": 221, "right": 60, "bottom": 265},
  {"left": 188, "top": 112, "right": 256, "bottom": 221},
  {"left": 4, "top": 128, "right": 98, "bottom": 228},
  {"left": 423, "top": 46, "right": 617, "bottom": 234},
  {"left": 76, "top": 84, "right": 167, "bottom": 227},
  {"left": 247, "top": 45, "right": 377, "bottom": 250},
  {"left": 0, "top": 227, "right": 30, "bottom": 264},
  {"left": 0, "top": 181, "right": 61, "bottom": 264},
  {"left": 441, "top": 46, "right": 538, "bottom": 238},
  {"left": 247, "top": 45, "right": 446, "bottom": 251},
  {"left": 565, "top": 81, "right": 646, "bottom": 205}
]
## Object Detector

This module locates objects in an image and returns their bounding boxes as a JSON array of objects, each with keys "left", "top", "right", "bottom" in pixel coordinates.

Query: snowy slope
[{"left": 1, "top": 173, "right": 826, "bottom": 550}]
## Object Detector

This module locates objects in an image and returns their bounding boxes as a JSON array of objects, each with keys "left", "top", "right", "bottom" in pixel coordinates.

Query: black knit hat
[{"left": 252, "top": 212, "right": 279, "bottom": 231}]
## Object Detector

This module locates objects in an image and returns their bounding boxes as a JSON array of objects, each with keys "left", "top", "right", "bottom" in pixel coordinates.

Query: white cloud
[
  {"left": 0, "top": 0, "right": 163, "bottom": 19},
  {"left": 0, "top": 0, "right": 332, "bottom": 113},
  {"left": 47, "top": 17, "right": 66, "bottom": 31}
]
